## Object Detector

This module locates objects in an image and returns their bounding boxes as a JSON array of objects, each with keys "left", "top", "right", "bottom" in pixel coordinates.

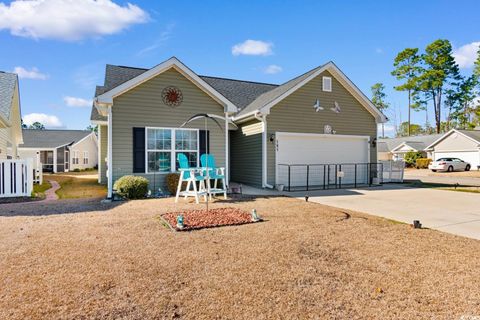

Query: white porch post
[
  {"left": 53, "top": 148, "right": 57, "bottom": 173},
  {"left": 107, "top": 107, "right": 113, "bottom": 198},
  {"left": 224, "top": 112, "right": 229, "bottom": 187},
  {"left": 97, "top": 126, "right": 102, "bottom": 183}
]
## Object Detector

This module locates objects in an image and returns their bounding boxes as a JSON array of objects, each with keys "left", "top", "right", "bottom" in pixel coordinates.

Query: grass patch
[
  {"left": 45, "top": 174, "right": 106, "bottom": 199},
  {"left": 32, "top": 181, "right": 51, "bottom": 199},
  {"left": 408, "top": 181, "right": 480, "bottom": 194}
]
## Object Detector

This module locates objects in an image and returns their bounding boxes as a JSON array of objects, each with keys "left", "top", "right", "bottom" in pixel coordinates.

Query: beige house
[
  {"left": 18, "top": 129, "right": 98, "bottom": 173},
  {"left": 378, "top": 134, "right": 443, "bottom": 161},
  {"left": 91, "top": 57, "right": 386, "bottom": 197},
  {"left": 0, "top": 72, "right": 23, "bottom": 159},
  {"left": 425, "top": 129, "right": 480, "bottom": 169}
]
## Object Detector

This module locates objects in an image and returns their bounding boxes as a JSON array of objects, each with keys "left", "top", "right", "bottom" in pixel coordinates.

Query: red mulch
[{"left": 162, "top": 207, "right": 259, "bottom": 231}]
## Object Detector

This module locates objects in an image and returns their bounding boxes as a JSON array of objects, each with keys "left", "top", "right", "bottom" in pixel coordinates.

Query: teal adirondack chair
[
  {"left": 175, "top": 153, "right": 206, "bottom": 204},
  {"left": 200, "top": 154, "right": 227, "bottom": 199}
]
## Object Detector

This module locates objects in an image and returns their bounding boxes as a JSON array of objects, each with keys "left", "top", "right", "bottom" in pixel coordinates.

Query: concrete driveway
[{"left": 292, "top": 184, "right": 480, "bottom": 240}]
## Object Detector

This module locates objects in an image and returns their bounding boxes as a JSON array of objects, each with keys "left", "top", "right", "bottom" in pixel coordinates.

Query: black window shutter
[
  {"left": 199, "top": 130, "right": 210, "bottom": 157},
  {"left": 133, "top": 127, "right": 145, "bottom": 173}
]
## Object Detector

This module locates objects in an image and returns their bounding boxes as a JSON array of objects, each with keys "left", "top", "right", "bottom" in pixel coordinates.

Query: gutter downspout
[{"left": 255, "top": 113, "right": 274, "bottom": 189}]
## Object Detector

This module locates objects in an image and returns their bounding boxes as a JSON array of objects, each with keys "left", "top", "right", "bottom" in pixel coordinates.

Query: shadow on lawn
[{"left": 0, "top": 198, "right": 123, "bottom": 217}]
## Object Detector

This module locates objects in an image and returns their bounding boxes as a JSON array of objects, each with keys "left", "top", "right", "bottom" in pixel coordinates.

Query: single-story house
[
  {"left": 91, "top": 57, "right": 386, "bottom": 197},
  {"left": 425, "top": 129, "right": 480, "bottom": 169},
  {"left": 378, "top": 134, "right": 443, "bottom": 161},
  {"left": 0, "top": 71, "right": 23, "bottom": 159},
  {"left": 18, "top": 129, "right": 98, "bottom": 173}
]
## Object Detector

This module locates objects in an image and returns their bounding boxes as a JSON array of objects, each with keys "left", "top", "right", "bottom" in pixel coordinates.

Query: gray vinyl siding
[
  {"left": 230, "top": 119, "right": 263, "bottom": 186},
  {"left": 266, "top": 70, "right": 377, "bottom": 186},
  {"left": 99, "top": 125, "right": 108, "bottom": 184},
  {"left": 111, "top": 68, "right": 226, "bottom": 189}
]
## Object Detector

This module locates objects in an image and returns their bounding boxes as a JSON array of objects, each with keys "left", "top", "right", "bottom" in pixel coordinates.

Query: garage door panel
[
  {"left": 277, "top": 134, "right": 368, "bottom": 165},
  {"left": 276, "top": 133, "right": 369, "bottom": 187}
]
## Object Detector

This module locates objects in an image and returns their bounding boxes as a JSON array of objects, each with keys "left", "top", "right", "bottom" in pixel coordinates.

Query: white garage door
[
  {"left": 276, "top": 133, "right": 370, "bottom": 187},
  {"left": 434, "top": 151, "right": 480, "bottom": 168}
]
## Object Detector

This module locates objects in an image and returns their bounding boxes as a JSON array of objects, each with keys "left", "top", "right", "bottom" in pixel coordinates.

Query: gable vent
[{"left": 322, "top": 76, "right": 332, "bottom": 92}]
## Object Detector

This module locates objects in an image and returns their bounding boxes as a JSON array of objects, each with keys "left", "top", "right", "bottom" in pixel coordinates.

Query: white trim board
[{"left": 95, "top": 57, "right": 237, "bottom": 114}]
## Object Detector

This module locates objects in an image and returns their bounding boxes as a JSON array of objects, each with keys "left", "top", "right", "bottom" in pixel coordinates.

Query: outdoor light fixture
[
  {"left": 413, "top": 220, "right": 422, "bottom": 229},
  {"left": 176, "top": 215, "right": 185, "bottom": 229},
  {"left": 371, "top": 137, "right": 377, "bottom": 148},
  {"left": 269, "top": 134, "right": 275, "bottom": 142}
]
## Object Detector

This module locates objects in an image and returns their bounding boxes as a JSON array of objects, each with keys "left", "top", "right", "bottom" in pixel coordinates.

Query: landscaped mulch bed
[{"left": 162, "top": 207, "right": 258, "bottom": 231}]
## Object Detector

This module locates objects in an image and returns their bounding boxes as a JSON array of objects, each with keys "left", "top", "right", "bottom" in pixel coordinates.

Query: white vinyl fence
[
  {"left": 379, "top": 160, "right": 405, "bottom": 183},
  {"left": 0, "top": 159, "right": 33, "bottom": 198}
]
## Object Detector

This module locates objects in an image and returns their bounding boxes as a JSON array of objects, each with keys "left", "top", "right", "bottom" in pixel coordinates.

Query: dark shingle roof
[
  {"left": 90, "top": 64, "right": 279, "bottom": 122},
  {"left": 379, "top": 134, "right": 444, "bottom": 152},
  {"left": 0, "top": 71, "right": 18, "bottom": 121},
  {"left": 19, "top": 129, "right": 92, "bottom": 148},
  {"left": 458, "top": 129, "right": 480, "bottom": 143},
  {"left": 200, "top": 76, "right": 278, "bottom": 110}
]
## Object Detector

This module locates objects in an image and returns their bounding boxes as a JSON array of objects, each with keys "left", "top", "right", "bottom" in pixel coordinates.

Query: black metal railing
[{"left": 277, "top": 163, "right": 383, "bottom": 192}]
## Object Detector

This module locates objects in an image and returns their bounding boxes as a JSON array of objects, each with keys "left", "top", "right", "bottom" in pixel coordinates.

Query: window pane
[
  {"left": 176, "top": 130, "right": 197, "bottom": 150},
  {"left": 175, "top": 152, "right": 197, "bottom": 170},
  {"left": 148, "top": 151, "right": 171, "bottom": 172},
  {"left": 147, "top": 129, "right": 171, "bottom": 151}
]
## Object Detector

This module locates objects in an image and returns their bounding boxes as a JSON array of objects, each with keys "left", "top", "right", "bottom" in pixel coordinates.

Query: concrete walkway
[
  {"left": 41, "top": 180, "right": 60, "bottom": 202},
  {"left": 292, "top": 184, "right": 480, "bottom": 240}
]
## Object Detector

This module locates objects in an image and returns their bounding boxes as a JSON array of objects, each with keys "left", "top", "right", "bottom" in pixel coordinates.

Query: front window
[{"left": 146, "top": 128, "right": 198, "bottom": 173}]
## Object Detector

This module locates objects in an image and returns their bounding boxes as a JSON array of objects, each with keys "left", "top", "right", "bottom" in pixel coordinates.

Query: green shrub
[
  {"left": 72, "top": 168, "right": 81, "bottom": 172},
  {"left": 404, "top": 151, "right": 423, "bottom": 167},
  {"left": 113, "top": 175, "right": 149, "bottom": 199},
  {"left": 166, "top": 173, "right": 186, "bottom": 195},
  {"left": 415, "top": 158, "right": 432, "bottom": 169}
]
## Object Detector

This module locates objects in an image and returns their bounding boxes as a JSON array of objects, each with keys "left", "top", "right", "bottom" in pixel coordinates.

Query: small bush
[
  {"left": 415, "top": 158, "right": 432, "bottom": 169},
  {"left": 166, "top": 173, "right": 186, "bottom": 195},
  {"left": 114, "top": 175, "right": 149, "bottom": 199},
  {"left": 404, "top": 151, "right": 423, "bottom": 168},
  {"left": 73, "top": 168, "right": 81, "bottom": 172}
]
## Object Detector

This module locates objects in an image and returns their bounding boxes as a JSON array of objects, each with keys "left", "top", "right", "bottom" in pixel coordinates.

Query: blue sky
[{"left": 0, "top": 0, "right": 479, "bottom": 136}]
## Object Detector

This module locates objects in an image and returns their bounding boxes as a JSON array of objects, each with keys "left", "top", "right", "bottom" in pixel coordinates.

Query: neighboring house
[
  {"left": 18, "top": 129, "right": 98, "bottom": 173},
  {"left": 425, "top": 129, "right": 480, "bottom": 169},
  {"left": 91, "top": 57, "right": 386, "bottom": 197},
  {"left": 0, "top": 72, "right": 23, "bottom": 159},
  {"left": 378, "top": 134, "right": 443, "bottom": 161}
]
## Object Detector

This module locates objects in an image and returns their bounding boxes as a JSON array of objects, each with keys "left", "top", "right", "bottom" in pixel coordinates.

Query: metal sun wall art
[{"left": 162, "top": 86, "right": 183, "bottom": 107}]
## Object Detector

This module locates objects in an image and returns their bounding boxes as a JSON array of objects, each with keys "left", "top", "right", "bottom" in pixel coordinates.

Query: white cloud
[
  {"left": 64, "top": 96, "right": 92, "bottom": 108},
  {"left": 23, "top": 113, "right": 63, "bottom": 128},
  {"left": 375, "top": 48, "right": 384, "bottom": 54},
  {"left": 453, "top": 41, "right": 480, "bottom": 68},
  {"left": 232, "top": 40, "right": 273, "bottom": 56},
  {"left": 0, "top": 0, "right": 149, "bottom": 41},
  {"left": 263, "top": 64, "right": 283, "bottom": 74},
  {"left": 13, "top": 66, "right": 48, "bottom": 80}
]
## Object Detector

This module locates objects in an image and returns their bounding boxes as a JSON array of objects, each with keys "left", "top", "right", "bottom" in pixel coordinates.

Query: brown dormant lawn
[{"left": 1, "top": 196, "right": 479, "bottom": 319}]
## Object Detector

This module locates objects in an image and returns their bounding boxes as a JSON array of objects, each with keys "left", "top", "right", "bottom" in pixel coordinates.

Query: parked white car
[{"left": 429, "top": 158, "right": 471, "bottom": 172}]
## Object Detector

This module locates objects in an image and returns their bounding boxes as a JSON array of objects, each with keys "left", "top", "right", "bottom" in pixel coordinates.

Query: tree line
[{"left": 371, "top": 39, "right": 480, "bottom": 137}]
